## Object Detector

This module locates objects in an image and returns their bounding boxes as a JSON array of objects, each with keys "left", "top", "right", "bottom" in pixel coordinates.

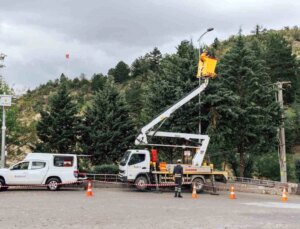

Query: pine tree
[
  {"left": 108, "top": 61, "right": 130, "bottom": 83},
  {"left": 147, "top": 47, "right": 162, "bottom": 72},
  {"left": 131, "top": 48, "right": 162, "bottom": 79},
  {"left": 212, "top": 38, "right": 220, "bottom": 49},
  {"left": 143, "top": 40, "right": 200, "bottom": 161},
  {"left": 36, "top": 83, "right": 80, "bottom": 153},
  {"left": 264, "top": 33, "right": 298, "bottom": 103},
  {"left": 210, "top": 38, "right": 221, "bottom": 57},
  {"left": 249, "top": 37, "right": 264, "bottom": 57},
  {"left": 207, "top": 34, "right": 281, "bottom": 177},
  {"left": 125, "top": 80, "right": 145, "bottom": 126},
  {"left": 144, "top": 41, "right": 199, "bottom": 132},
  {"left": 131, "top": 56, "right": 150, "bottom": 78},
  {"left": 91, "top": 74, "right": 107, "bottom": 91},
  {"left": 251, "top": 25, "right": 267, "bottom": 36},
  {"left": 81, "top": 81, "right": 135, "bottom": 164}
]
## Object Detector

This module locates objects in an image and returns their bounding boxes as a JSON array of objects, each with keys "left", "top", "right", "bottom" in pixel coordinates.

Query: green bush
[
  {"left": 287, "top": 155, "right": 296, "bottom": 182},
  {"left": 78, "top": 158, "right": 93, "bottom": 173},
  {"left": 253, "top": 153, "right": 298, "bottom": 182},
  {"left": 92, "top": 164, "right": 119, "bottom": 174},
  {"left": 253, "top": 152, "right": 280, "bottom": 181}
]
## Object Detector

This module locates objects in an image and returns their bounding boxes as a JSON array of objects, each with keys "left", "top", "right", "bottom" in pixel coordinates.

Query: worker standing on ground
[{"left": 173, "top": 159, "right": 184, "bottom": 198}]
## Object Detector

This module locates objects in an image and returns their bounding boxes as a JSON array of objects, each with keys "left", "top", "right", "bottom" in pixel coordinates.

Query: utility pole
[{"left": 275, "top": 81, "right": 290, "bottom": 183}]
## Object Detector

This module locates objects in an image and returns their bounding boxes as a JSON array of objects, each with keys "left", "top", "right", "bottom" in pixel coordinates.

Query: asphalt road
[{"left": 0, "top": 187, "right": 300, "bottom": 229}]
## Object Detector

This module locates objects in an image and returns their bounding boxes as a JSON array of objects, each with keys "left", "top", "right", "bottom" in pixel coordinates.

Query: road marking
[{"left": 243, "top": 202, "right": 300, "bottom": 209}]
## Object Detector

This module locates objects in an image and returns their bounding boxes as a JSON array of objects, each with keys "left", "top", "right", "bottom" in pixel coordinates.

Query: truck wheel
[
  {"left": 0, "top": 178, "right": 7, "bottom": 191},
  {"left": 134, "top": 176, "right": 148, "bottom": 191},
  {"left": 47, "top": 178, "right": 61, "bottom": 191},
  {"left": 192, "top": 177, "right": 205, "bottom": 193}
]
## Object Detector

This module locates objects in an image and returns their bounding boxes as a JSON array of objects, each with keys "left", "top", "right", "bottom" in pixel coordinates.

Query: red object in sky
[{"left": 66, "top": 53, "right": 70, "bottom": 59}]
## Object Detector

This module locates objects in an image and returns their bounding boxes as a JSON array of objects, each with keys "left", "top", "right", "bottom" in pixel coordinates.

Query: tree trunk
[
  {"left": 223, "top": 156, "right": 227, "bottom": 171},
  {"left": 239, "top": 147, "right": 244, "bottom": 178}
]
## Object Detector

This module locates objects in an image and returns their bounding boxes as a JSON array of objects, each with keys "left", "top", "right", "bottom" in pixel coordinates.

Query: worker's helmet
[{"left": 177, "top": 159, "right": 182, "bottom": 164}]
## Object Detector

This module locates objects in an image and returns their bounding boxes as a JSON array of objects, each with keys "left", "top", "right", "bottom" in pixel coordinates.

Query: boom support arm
[{"left": 135, "top": 78, "right": 209, "bottom": 145}]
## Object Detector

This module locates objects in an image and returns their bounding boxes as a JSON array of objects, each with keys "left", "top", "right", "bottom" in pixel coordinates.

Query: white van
[{"left": 0, "top": 153, "right": 80, "bottom": 191}]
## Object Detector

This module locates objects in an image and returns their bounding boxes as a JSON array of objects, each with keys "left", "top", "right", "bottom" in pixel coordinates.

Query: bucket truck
[{"left": 118, "top": 52, "right": 227, "bottom": 192}]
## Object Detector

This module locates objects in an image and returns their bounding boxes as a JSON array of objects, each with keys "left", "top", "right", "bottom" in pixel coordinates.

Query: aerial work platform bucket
[{"left": 196, "top": 52, "right": 217, "bottom": 78}]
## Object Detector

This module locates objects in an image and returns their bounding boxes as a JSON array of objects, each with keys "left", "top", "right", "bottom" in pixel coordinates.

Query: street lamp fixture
[
  {"left": 197, "top": 28, "right": 214, "bottom": 53},
  {"left": 0, "top": 53, "right": 7, "bottom": 61},
  {"left": 0, "top": 53, "right": 6, "bottom": 68}
]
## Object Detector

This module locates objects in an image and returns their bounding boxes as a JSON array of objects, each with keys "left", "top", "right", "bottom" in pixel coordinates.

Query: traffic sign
[{"left": 0, "top": 95, "right": 12, "bottom": 106}]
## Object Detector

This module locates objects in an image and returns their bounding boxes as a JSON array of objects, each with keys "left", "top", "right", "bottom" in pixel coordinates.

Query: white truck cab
[
  {"left": 119, "top": 149, "right": 150, "bottom": 182},
  {"left": 0, "top": 153, "right": 80, "bottom": 191}
]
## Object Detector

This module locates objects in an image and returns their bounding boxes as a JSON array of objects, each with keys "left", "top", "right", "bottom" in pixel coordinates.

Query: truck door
[
  {"left": 127, "top": 153, "right": 148, "bottom": 181},
  {"left": 6, "top": 161, "right": 30, "bottom": 184},
  {"left": 27, "top": 161, "right": 48, "bottom": 184}
]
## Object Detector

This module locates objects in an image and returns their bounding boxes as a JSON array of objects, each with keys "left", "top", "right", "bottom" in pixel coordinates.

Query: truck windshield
[{"left": 120, "top": 151, "right": 131, "bottom": 166}]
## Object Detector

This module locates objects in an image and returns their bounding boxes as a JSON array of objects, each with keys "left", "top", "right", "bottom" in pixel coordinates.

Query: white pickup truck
[{"left": 0, "top": 153, "right": 80, "bottom": 191}]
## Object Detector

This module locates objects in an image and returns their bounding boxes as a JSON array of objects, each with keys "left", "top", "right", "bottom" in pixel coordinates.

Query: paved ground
[{"left": 0, "top": 187, "right": 300, "bottom": 229}]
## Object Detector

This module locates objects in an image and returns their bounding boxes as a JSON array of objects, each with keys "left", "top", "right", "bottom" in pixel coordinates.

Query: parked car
[{"left": 0, "top": 153, "right": 82, "bottom": 191}]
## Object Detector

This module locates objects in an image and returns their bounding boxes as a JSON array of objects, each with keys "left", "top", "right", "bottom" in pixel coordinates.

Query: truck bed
[{"left": 152, "top": 164, "right": 228, "bottom": 179}]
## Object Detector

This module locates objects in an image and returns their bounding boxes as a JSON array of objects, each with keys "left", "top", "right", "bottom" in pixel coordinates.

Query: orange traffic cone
[
  {"left": 229, "top": 186, "right": 235, "bottom": 199},
  {"left": 192, "top": 183, "right": 198, "bottom": 199},
  {"left": 281, "top": 187, "right": 288, "bottom": 202},
  {"left": 86, "top": 180, "right": 93, "bottom": 197}
]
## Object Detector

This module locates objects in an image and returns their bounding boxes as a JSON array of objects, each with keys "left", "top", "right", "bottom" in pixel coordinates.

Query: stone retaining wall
[{"left": 210, "top": 182, "right": 300, "bottom": 195}]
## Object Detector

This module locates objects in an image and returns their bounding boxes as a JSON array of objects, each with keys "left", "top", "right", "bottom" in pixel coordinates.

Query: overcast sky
[{"left": 0, "top": 0, "right": 299, "bottom": 92}]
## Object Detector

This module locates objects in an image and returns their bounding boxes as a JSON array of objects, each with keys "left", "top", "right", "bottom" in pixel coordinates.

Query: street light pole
[
  {"left": 1, "top": 105, "right": 6, "bottom": 168},
  {"left": 197, "top": 28, "right": 214, "bottom": 137},
  {"left": 0, "top": 95, "right": 12, "bottom": 168},
  {"left": 0, "top": 53, "right": 11, "bottom": 168}
]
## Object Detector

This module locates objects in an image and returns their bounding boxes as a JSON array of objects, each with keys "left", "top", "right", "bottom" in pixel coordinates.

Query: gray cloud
[{"left": 0, "top": 0, "right": 299, "bottom": 91}]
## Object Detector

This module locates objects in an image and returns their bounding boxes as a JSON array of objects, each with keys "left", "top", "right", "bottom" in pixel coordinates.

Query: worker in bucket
[{"left": 173, "top": 159, "right": 183, "bottom": 198}]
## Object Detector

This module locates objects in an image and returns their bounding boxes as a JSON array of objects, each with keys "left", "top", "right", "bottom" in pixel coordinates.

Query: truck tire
[
  {"left": 0, "top": 178, "right": 7, "bottom": 191},
  {"left": 191, "top": 177, "right": 205, "bottom": 193},
  {"left": 47, "top": 178, "right": 61, "bottom": 191},
  {"left": 134, "top": 176, "right": 148, "bottom": 191}
]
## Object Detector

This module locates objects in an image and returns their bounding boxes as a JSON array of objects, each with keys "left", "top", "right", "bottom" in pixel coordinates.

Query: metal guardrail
[
  {"left": 84, "top": 173, "right": 290, "bottom": 189},
  {"left": 86, "top": 173, "right": 119, "bottom": 182},
  {"left": 228, "top": 176, "right": 287, "bottom": 188}
]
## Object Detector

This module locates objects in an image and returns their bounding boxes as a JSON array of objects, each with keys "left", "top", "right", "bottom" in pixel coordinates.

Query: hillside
[{"left": 14, "top": 26, "right": 300, "bottom": 149}]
